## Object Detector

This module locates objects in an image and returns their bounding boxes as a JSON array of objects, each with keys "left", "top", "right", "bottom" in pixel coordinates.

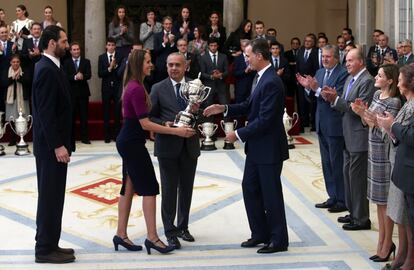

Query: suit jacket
[
  {"left": 62, "top": 57, "right": 91, "bottom": 98},
  {"left": 0, "top": 66, "right": 31, "bottom": 100},
  {"left": 392, "top": 116, "right": 414, "bottom": 194},
  {"left": 227, "top": 65, "right": 289, "bottom": 164},
  {"left": 296, "top": 47, "right": 319, "bottom": 77},
  {"left": 284, "top": 49, "right": 298, "bottom": 84},
  {"left": 199, "top": 51, "right": 228, "bottom": 92},
  {"left": 367, "top": 46, "right": 398, "bottom": 75},
  {"left": 98, "top": 52, "right": 122, "bottom": 93},
  {"left": 270, "top": 55, "right": 290, "bottom": 84},
  {"left": 184, "top": 52, "right": 200, "bottom": 80},
  {"left": 233, "top": 54, "right": 256, "bottom": 100},
  {"left": 332, "top": 69, "right": 375, "bottom": 152},
  {"left": 312, "top": 64, "right": 348, "bottom": 136},
  {"left": 206, "top": 25, "right": 227, "bottom": 52},
  {"left": 149, "top": 77, "right": 200, "bottom": 159},
  {"left": 153, "top": 30, "right": 178, "bottom": 79},
  {"left": 0, "top": 40, "right": 13, "bottom": 71},
  {"left": 32, "top": 56, "right": 72, "bottom": 158},
  {"left": 397, "top": 53, "right": 414, "bottom": 66}
]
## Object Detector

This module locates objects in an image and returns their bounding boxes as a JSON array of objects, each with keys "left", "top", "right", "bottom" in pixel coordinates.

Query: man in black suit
[
  {"left": 296, "top": 34, "right": 319, "bottom": 131},
  {"left": 366, "top": 29, "right": 384, "bottom": 76},
  {"left": 199, "top": 37, "right": 229, "bottom": 121},
  {"left": 31, "top": 25, "right": 75, "bottom": 264},
  {"left": 153, "top": 16, "right": 178, "bottom": 84},
  {"left": 0, "top": 25, "right": 14, "bottom": 113},
  {"left": 98, "top": 37, "right": 122, "bottom": 143},
  {"left": 234, "top": 39, "right": 256, "bottom": 103},
  {"left": 149, "top": 53, "right": 200, "bottom": 249},
  {"left": 204, "top": 39, "right": 289, "bottom": 254},
  {"left": 284, "top": 37, "right": 301, "bottom": 98},
  {"left": 63, "top": 42, "right": 92, "bottom": 147},
  {"left": 337, "top": 36, "right": 346, "bottom": 65},
  {"left": 20, "top": 22, "right": 42, "bottom": 89},
  {"left": 270, "top": 41, "right": 290, "bottom": 91},
  {"left": 176, "top": 38, "right": 200, "bottom": 80},
  {"left": 397, "top": 39, "right": 414, "bottom": 66}
]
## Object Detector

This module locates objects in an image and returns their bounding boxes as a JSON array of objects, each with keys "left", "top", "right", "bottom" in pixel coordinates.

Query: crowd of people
[{"left": 0, "top": 4, "right": 413, "bottom": 269}]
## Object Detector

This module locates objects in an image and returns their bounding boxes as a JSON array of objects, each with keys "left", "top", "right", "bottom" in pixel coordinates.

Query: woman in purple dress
[{"left": 113, "top": 49, "right": 195, "bottom": 254}]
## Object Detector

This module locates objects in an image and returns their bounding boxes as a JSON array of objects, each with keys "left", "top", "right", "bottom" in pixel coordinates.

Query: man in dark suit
[
  {"left": 20, "top": 22, "right": 42, "bottom": 89},
  {"left": 297, "top": 45, "right": 347, "bottom": 213},
  {"left": 149, "top": 53, "right": 200, "bottom": 249},
  {"left": 199, "top": 37, "right": 229, "bottom": 121},
  {"left": 153, "top": 16, "right": 178, "bottom": 84},
  {"left": 270, "top": 41, "right": 290, "bottom": 91},
  {"left": 367, "top": 34, "right": 398, "bottom": 75},
  {"left": 322, "top": 48, "right": 375, "bottom": 230},
  {"left": 63, "top": 42, "right": 92, "bottom": 147},
  {"left": 296, "top": 34, "right": 319, "bottom": 131},
  {"left": 176, "top": 38, "right": 200, "bottom": 80},
  {"left": 284, "top": 37, "right": 301, "bottom": 98},
  {"left": 98, "top": 37, "right": 122, "bottom": 143},
  {"left": 397, "top": 39, "right": 414, "bottom": 66},
  {"left": 31, "top": 25, "right": 75, "bottom": 264},
  {"left": 0, "top": 25, "right": 14, "bottom": 112},
  {"left": 204, "top": 39, "right": 289, "bottom": 254},
  {"left": 366, "top": 29, "right": 384, "bottom": 76},
  {"left": 233, "top": 39, "right": 256, "bottom": 103}
]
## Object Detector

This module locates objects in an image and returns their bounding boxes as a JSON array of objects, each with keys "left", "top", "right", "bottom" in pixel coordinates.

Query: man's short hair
[
  {"left": 106, "top": 37, "right": 116, "bottom": 44},
  {"left": 70, "top": 41, "right": 80, "bottom": 49},
  {"left": 31, "top": 22, "right": 42, "bottom": 29},
  {"left": 207, "top": 37, "right": 219, "bottom": 45},
  {"left": 322, "top": 44, "right": 339, "bottom": 60},
  {"left": 255, "top": 20, "right": 265, "bottom": 26},
  {"left": 39, "top": 25, "right": 65, "bottom": 51},
  {"left": 250, "top": 39, "right": 270, "bottom": 61}
]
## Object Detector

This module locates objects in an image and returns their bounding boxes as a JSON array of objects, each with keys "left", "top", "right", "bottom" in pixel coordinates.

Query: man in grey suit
[
  {"left": 199, "top": 37, "right": 229, "bottom": 121},
  {"left": 149, "top": 53, "right": 200, "bottom": 249},
  {"left": 322, "top": 48, "right": 375, "bottom": 230},
  {"left": 397, "top": 39, "right": 414, "bottom": 66}
]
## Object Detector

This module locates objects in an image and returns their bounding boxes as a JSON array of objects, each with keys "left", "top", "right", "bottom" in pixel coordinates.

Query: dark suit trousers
[
  {"left": 296, "top": 85, "right": 310, "bottom": 128},
  {"left": 242, "top": 157, "right": 289, "bottom": 247},
  {"left": 72, "top": 96, "right": 89, "bottom": 142},
  {"left": 35, "top": 155, "right": 68, "bottom": 255},
  {"left": 102, "top": 86, "right": 121, "bottom": 140},
  {"left": 158, "top": 146, "right": 197, "bottom": 237},
  {"left": 405, "top": 193, "right": 414, "bottom": 246},
  {"left": 343, "top": 150, "right": 369, "bottom": 225},
  {"left": 318, "top": 132, "right": 345, "bottom": 206}
]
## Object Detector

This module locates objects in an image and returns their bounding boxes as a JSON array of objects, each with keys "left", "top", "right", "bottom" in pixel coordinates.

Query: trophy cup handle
[
  {"left": 27, "top": 115, "right": 33, "bottom": 132},
  {"left": 292, "top": 112, "right": 299, "bottom": 129},
  {"left": 212, "top": 123, "right": 218, "bottom": 133},
  {"left": 8, "top": 116, "right": 17, "bottom": 135},
  {"left": 200, "top": 86, "right": 211, "bottom": 103},
  {"left": 197, "top": 124, "right": 204, "bottom": 135},
  {"left": 233, "top": 119, "right": 238, "bottom": 129},
  {"left": 220, "top": 120, "right": 225, "bottom": 132}
]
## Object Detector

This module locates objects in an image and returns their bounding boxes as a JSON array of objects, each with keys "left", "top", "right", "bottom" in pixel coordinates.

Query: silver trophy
[
  {"left": 198, "top": 122, "right": 218, "bottom": 151},
  {"left": 220, "top": 120, "right": 238, "bottom": 149},
  {"left": 0, "top": 112, "right": 9, "bottom": 156},
  {"left": 283, "top": 108, "right": 299, "bottom": 149},
  {"left": 9, "top": 109, "right": 32, "bottom": 156},
  {"left": 174, "top": 73, "right": 211, "bottom": 128}
]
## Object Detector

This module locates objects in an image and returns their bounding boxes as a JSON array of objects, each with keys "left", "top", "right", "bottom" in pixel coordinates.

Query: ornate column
[
  {"left": 85, "top": 0, "right": 106, "bottom": 101},
  {"left": 223, "top": 0, "right": 244, "bottom": 34},
  {"left": 352, "top": 0, "right": 376, "bottom": 46}
]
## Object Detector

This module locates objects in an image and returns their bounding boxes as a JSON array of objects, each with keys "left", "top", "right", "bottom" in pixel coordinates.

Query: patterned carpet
[{"left": 0, "top": 134, "right": 386, "bottom": 269}]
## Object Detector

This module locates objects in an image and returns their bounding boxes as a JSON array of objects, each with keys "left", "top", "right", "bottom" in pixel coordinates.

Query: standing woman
[
  {"left": 41, "top": 6, "right": 62, "bottom": 29},
  {"left": 1, "top": 54, "right": 30, "bottom": 145},
  {"left": 188, "top": 25, "right": 207, "bottom": 56},
  {"left": 139, "top": 9, "right": 162, "bottom": 51},
  {"left": 206, "top": 11, "right": 226, "bottom": 52},
  {"left": 108, "top": 5, "right": 134, "bottom": 61},
  {"left": 173, "top": 6, "right": 194, "bottom": 41},
  {"left": 351, "top": 64, "right": 401, "bottom": 263},
  {"left": 114, "top": 49, "right": 195, "bottom": 254},
  {"left": 10, "top": 5, "right": 33, "bottom": 51},
  {"left": 223, "top": 19, "right": 252, "bottom": 61}
]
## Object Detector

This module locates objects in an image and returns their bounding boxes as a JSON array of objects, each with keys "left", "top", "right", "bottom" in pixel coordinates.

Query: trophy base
[
  {"left": 223, "top": 142, "right": 235, "bottom": 150},
  {"left": 15, "top": 144, "right": 31, "bottom": 156},
  {"left": 200, "top": 142, "right": 217, "bottom": 151},
  {"left": 288, "top": 144, "right": 295, "bottom": 149},
  {"left": 0, "top": 145, "right": 5, "bottom": 156}
]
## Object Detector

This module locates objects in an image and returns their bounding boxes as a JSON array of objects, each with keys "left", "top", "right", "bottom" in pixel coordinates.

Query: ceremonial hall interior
[{"left": 0, "top": 0, "right": 413, "bottom": 269}]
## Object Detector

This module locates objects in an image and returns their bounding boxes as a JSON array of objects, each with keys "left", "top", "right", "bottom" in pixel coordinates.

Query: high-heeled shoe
[
  {"left": 373, "top": 243, "right": 396, "bottom": 262},
  {"left": 113, "top": 235, "right": 142, "bottom": 251},
  {"left": 144, "top": 239, "right": 174, "bottom": 255},
  {"left": 369, "top": 254, "right": 379, "bottom": 260}
]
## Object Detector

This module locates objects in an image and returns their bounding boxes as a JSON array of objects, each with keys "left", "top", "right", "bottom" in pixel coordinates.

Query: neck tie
[
  {"left": 212, "top": 54, "right": 217, "bottom": 67},
  {"left": 3, "top": 42, "right": 7, "bottom": 56},
  {"left": 404, "top": 56, "right": 408, "bottom": 64},
  {"left": 175, "top": 83, "right": 187, "bottom": 110},
  {"left": 251, "top": 73, "right": 259, "bottom": 94},
  {"left": 74, "top": 59, "right": 79, "bottom": 72},
  {"left": 274, "top": 58, "right": 278, "bottom": 69},
  {"left": 344, "top": 78, "right": 355, "bottom": 99},
  {"left": 109, "top": 54, "right": 113, "bottom": 64},
  {"left": 320, "top": 51, "right": 323, "bottom": 68},
  {"left": 322, "top": 70, "right": 331, "bottom": 86},
  {"left": 34, "top": 39, "right": 38, "bottom": 48},
  {"left": 304, "top": 51, "right": 309, "bottom": 62}
]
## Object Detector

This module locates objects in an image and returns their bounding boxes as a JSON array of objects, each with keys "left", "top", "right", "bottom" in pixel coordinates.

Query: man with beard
[{"left": 31, "top": 25, "right": 75, "bottom": 263}]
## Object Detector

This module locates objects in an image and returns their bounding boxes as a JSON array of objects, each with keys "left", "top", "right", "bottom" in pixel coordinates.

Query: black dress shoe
[
  {"left": 342, "top": 220, "right": 371, "bottom": 231},
  {"left": 167, "top": 236, "right": 181, "bottom": 249},
  {"left": 81, "top": 140, "right": 91, "bottom": 144},
  {"left": 328, "top": 204, "right": 348, "bottom": 213},
  {"left": 35, "top": 251, "right": 75, "bottom": 263},
  {"left": 338, "top": 214, "right": 352, "bottom": 223},
  {"left": 315, "top": 200, "right": 334, "bottom": 209},
  {"left": 178, "top": 230, "right": 195, "bottom": 242},
  {"left": 257, "top": 243, "right": 288, "bottom": 254},
  {"left": 55, "top": 247, "right": 74, "bottom": 255},
  {"left": 241, "top": 238, "right": 268, "bottom": 248}
]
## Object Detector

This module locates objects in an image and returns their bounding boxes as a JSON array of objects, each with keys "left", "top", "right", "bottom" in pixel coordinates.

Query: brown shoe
[
  {"left": 35, "top": 251, "right": 75, "bottom": 264},
  {"left": 56, "top": 246, "right": 75, "bottom": 255}
]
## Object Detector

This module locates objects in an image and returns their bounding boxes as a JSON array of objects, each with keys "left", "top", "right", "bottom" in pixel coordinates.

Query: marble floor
[{"left": 0, "top": 134, "right": 389, "bottom": 269}]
